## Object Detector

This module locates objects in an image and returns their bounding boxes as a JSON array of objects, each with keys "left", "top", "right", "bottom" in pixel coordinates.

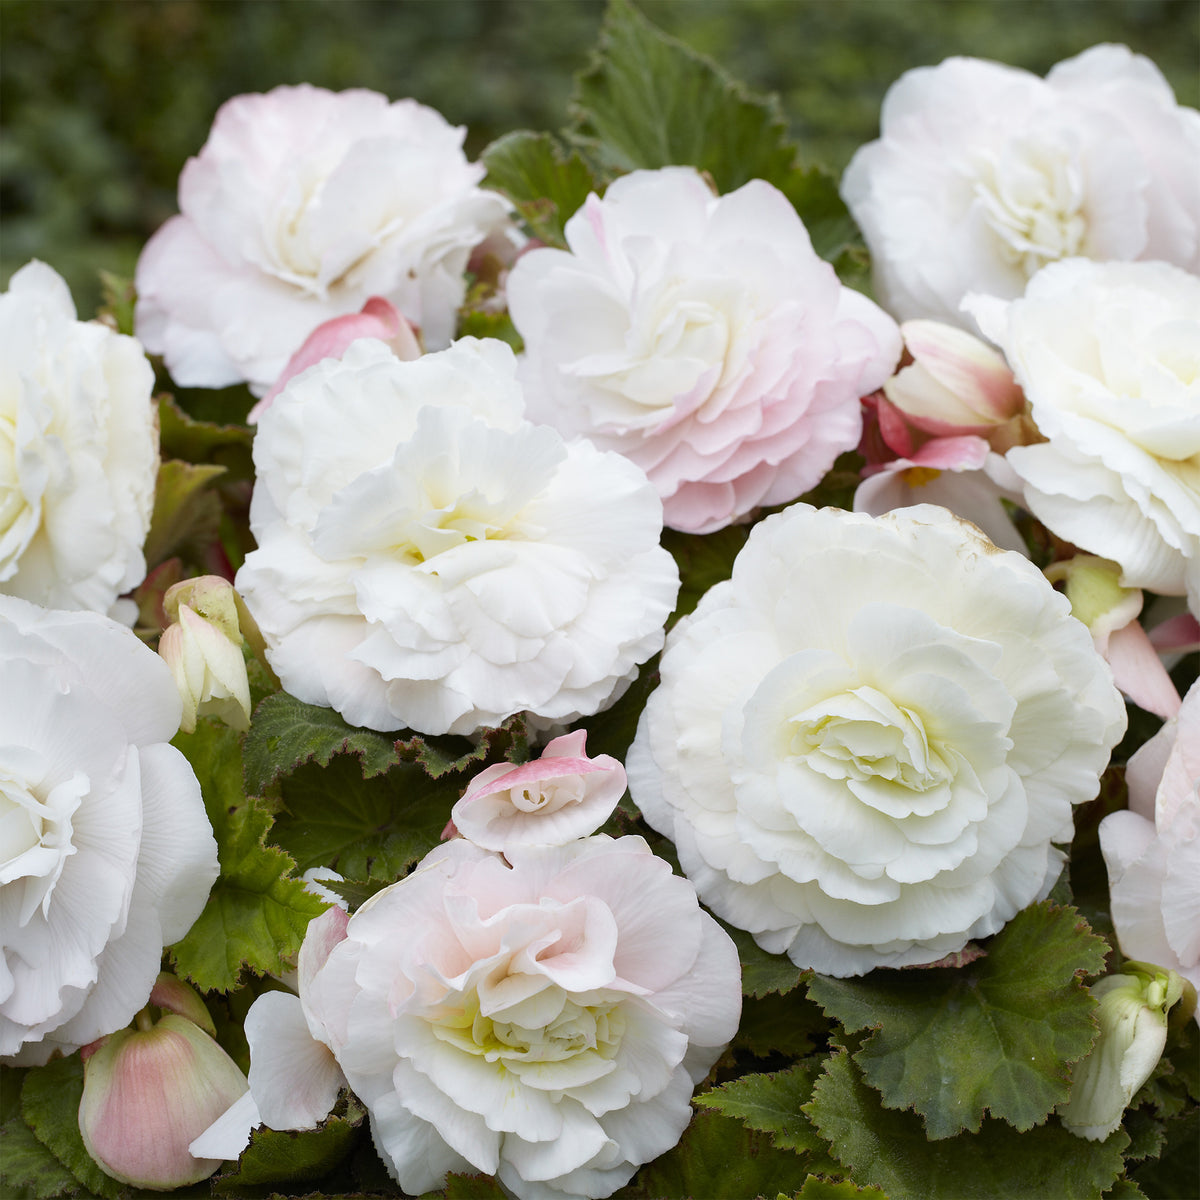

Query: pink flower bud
[
  {"left": 79, "top": 1012, "right": 249, "bottom": 1189},
  {"left": 159, "top": 576, "right": 253, "bottom": 734},
  {"left": 248, "top": 296, "right": 421, "bottom": 423},
  {"left": 884, "top": 319, "right": 1024, "bottom": 436}
]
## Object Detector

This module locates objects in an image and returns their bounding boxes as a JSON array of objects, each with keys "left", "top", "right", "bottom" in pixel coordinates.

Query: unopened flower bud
[
  {"left": 159, "top": 576, "right": 253, "bottom": 734},
  {"left": 79, "top": 990, "right": 249, "bottom": 1189},
  {"left": 1059, "top": 966, "right": 1186, "bottom": 1141},
  {"left": 884, "top": 319, "right": 1025, "bottom": 437}
]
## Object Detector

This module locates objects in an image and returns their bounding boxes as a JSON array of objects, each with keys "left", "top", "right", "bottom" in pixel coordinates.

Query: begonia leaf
[
  {"left": 788, "top": 1180, "right": 889, "bottom": 1199},
  {"left": 273, "top": 754, "right": 452, "bottom": 882},
  {"left": 571, "top": 0, "right": 793, "bottom": 195},
  {"left": 719, "top": 922, "right": 805, "bottom": 998},
  {"left": 568, "top": 0, "right": 853, "bottom": 263},
  {"left": 142, "top": 459, "right": 226, "bottom": 570},
  {"left": 735, "top": 991, "right": 829, "bottom": 1060},
  {"left": 213, "top": 1096, "right": 364, "bottom": 1190},
  {"left": 694, "top": 1062, "right": 829, "bottom": 1156},
  {"left": 440, "top": 1173, "right": 510, "bottom": 1199},
  {"left": 481, "top": 129, "right": 599, "bottom": 247},
  {"left": 0, "top": 1111, "right": 82, "bottom": 1199},
  {"left": 170, "top": 721, "right": 327, "bottom": 992},
  {"left": 243, "top": 691, "right": 403, "bottom": 795},
  {"left": 1103, "top": 1181, "right": 1148, "bottom": 1200},
  {"left": 1130, "top": 1107, "right": 1199, "bottom": 1200},
  {"left": 97, "top": 270, "right": 135, "bottom": 336},
  {"left": 807, "top": 902, "right": 1108, "bottom": 1138},
  {"left": 807, "top": 1050, "right": 1129, "bottom": 1200},
  {"left": 20, "top": 1056, "right": 120, "bottom": 1199},
  {"left": 623, "top": 1108, "right": 807, "bottom": 1199},
  {"left": 157, "top": 395, "right": 254, "bottom": 479},
  {"left": 395, "top": 714, "right": 530, "bottom": 780},
  {"left": 577, "top": 656, "right": 661, "bottom": 768}
]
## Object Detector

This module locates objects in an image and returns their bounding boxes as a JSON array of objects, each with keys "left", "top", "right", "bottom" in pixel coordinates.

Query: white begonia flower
[
  {"left": 1101, "top": 678, "right": 1200, "bottom": 1006},
  {"left": 627, "top": 504, "right": 1127, "bottom": 978},
  {"left": 980, "top": 259, "right": 1200, "bottom": 615},
  {"left": 841, "top": 45, "right": 1200, "bottom": 328},
  {"left": 507, "top": 167, "right": 901, "bottom": 534},
  {"left": 135, "top": 85, "right": 516, "bottom": 393},
  {"left": 234, "top": 337, "right": 679, "bottom": 736},
  {"left": 1, "top": 261, "right": 158, "bottom": 615},
  {"left": 449, "top": 730, "right": 626, "bottom": 851},
  {"left": 0, "top": 596, "right": 219, "bottom": 1064},
  {"left": 158, "top": 576, "right": 254, "bottom": 734},
  {"left": 1059, "top": 966, "right": 1186, "bottom": 1141},
  {"left": 297, "top": 836, "right": 740, "bottom": 1200}
]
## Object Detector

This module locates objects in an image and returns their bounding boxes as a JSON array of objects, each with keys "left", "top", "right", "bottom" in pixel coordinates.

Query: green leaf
[
  {"left": 0, "top": 1112, "right": 83, "bottom": 1200},
  {"left": 395, "top": 715, "right": 530, "bottom": 780},
  {"left": 570, "top": 0, "right": 796, "bottom": 194},
  {"left": 142, "top": 458, "right": 226, "bottom": 569},
  {"left": 440, "top": 1172, "right": 510, "bottom": 1199},
  {"left": 481, "top": 130, "right": 598, "bottom": 247},
  {"left": 455, "top": 308, "right": 522, "bottom": 351},
  {"left": 624, "top": 1108, "right": 807, "bottom": 1199},
  {"left": 806, "top": 1050, "right": 1129, "bottom": 1200},
  {"left": 1130, "top": 1107, "right": 1200, "bottom": 1200},
  {"left": 157, "top": 395, "right": 254, "bottom": 478},
  {"left": 1103, "top": 1180, "right": 1147, "bottom": 1200},
  {"left": 695, "top": 1062, "right": 827, "bottom": 1156},
  {"left": 577, "top": 655, "right": 661, "bottom": 768},
  {"left": 789, "top": 1179, "right": 888, "bottom": 1199},
  {"left": 663, "top": 525, "right": 748, "bottom": 626},
  {"left": 719, "top": 922, "right": 805, "bottom": 999},
  {"left": 243, "top": 696, "right": 403, "bottom": 796},
  {"left": 21, "top": 1056, "right": 119, "bottom": 1199},
  {"left": 97, "top": 270, "right": 135, "bottom": 336},
  {"left": 213, "top": 1096, "right": 364, "bottom": 1190},
  {"left": 170, "top": 721, "right": 327, "bottom": 992},
  {"left": 807, "top": 902, "right": 1109, "bottom": 1138},
  {"left": 735, "top": 990, "right": 829, "bottom": 1060},
  {"left": 243, "top": 691, "right": 402, "bottom": 795},
  {"left": 274, "top": 754, "right": 452, "bottom": 881}
]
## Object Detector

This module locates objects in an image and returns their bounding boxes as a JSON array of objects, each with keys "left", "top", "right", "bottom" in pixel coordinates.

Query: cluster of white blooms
[
  {"left": 235, "top": 337, "right": 679, "bottom": 736},
  {"left": 628, "top": 505, "right": 1127, "bottom": 976},
  {"left": 1, "top": 262, "right": 158, "bottom": 616}
]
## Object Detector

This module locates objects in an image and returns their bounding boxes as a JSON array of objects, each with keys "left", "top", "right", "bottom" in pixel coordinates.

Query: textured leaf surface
[
  {"left": 807, "top": 1050, "right": 1129, "bottom": 1200},
  {"left": 171, "top": 722, "right": 326, "bottom": 991},
  {"left": 274, "top": 754, "right": 452, "bottom": 881},
  {"left": 569, "top": 0, "right": 852, "bottom": 260},
  {"left": 663, "top": 525, "right": 748, "bottom": 625},
  {"left": 789, "top": 1180, "right": 889, "bottom": 1199},
  {"left": 142, "top": 459, "right": 226, "bottom": 568},
  {"left": 735, "top": 990, "right": 828, "bottom": 1059},
  {"left": 807, "top": 902, "right": 1108, "bottom": 1137},
  {"left": 440, "top": 1173, "right": 509, "bottom": 1199},
  {"left": 243, "top": 692, "right": 402, "bottom": 795},
  {"left": 214, "top": 1097, "right": 364, "bottom": 1190},
  {"left": 21, "top": 1056, "right": 119, "bottom": 1199},
  {"left": 720, "top": 922, "right": 805, "bottom": 998},
  {"left": 695, "top": 1063, "right": 826, "bottom": 1155},
  {"left": 482, "top": 129, "right": 598, "bottom": 247},
  {"left": 0, "top": 1113, "right": 82, "bottom": 1199},
  {"left": 157, "top": 394, "right": 253, "bottom": 476},
  {"left": 624, "top": 1108, "right": 806, "bottom": 1199},
  {"left": 395, "top": 714, "right": 530, "bottom": 780}
]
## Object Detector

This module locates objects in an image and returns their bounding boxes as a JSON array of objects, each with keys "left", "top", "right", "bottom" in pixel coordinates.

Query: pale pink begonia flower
[
  {"left": 248, "top": 297, "right": 421, "bottom": 423},
  {"left": 842, "top": 45, "right": 1200, "bottom": 328},
  {"left": 508, "top": 167, "right": 901, "bottom": 534},
  {"left": 1101, "top": 679, "right": 1200, "bottom": 1015},
  {"left": 135, "top": 85, "right": 515, "bottom": 393},
  {"left": 883, "top": 320, "right": 1025, "bottom": 439},
  {"left": 447, "top": 730, "right": 626, "bottom": 851}
]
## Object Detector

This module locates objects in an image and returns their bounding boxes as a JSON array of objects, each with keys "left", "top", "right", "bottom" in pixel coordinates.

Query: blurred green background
[{"left": 3, "top": 0, "right": 1197, "bottom": 315}]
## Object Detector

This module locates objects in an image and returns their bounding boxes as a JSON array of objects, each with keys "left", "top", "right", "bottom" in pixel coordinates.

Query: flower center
[
  {"left": 788, "top": 686, "right": 954, "bottom": 793},
  {"left": 971, "top": 136, "right": 1086, "bottom": 277},
  {"left": 433, "top": 992, "right": 625, "bottom": 1067},
  {"left": 0, "top": 777, "right": 46, "bottom": 867}
]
